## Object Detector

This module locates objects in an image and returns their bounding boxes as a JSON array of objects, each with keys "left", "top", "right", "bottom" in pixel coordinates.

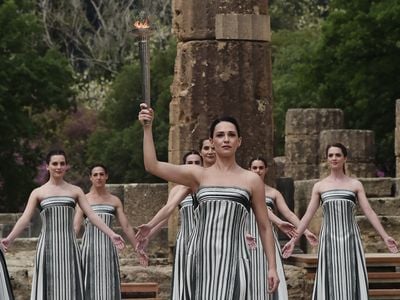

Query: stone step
[
  {"left": 356, "top": 197, "right": 400, "bottom": 216},
  {"left": 369, "top": 289, "right": 400, "bottom": 299}
]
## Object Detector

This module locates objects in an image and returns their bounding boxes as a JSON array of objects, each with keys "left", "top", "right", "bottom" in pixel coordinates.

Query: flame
[{"left": 134, "top": 20, "right": 150, "bottom": 29}]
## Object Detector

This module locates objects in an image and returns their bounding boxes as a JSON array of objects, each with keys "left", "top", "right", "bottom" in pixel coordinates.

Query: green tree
[
  {"left": 86, "top": 37, "right": 176, "bottom": 183},
  {"left": 0, "top": 0, "right": 75, "bottom": 211}
]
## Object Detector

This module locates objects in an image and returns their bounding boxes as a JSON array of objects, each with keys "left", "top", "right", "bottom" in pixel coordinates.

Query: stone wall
[{"left": 396, "top": 100, "right": 400, "bottom": 177}]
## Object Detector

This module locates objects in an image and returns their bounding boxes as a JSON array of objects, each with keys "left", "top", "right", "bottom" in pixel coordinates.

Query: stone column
[
  {"left": 319, "top": 129, "right": 376, "bottom": 178},
  {"left": 396, "top": 100, "right": 400, "bottom": 178},
  {"left": 284, "top": 109, "right": 344, "bottom": 180},
  {"left": 169, "top": 1, "right": 274, "bottom": 249}
]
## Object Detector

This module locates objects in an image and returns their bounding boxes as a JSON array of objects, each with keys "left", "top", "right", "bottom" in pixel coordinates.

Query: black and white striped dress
[
  {"left": 186, "top": 186, "right": 251, "bottom": 299},
  {"left": 248, "top": 197, "right": 288, "bottom": 300},
  {"left": 0, "top": 247, "right": 14, "bottom": 300},
  {"left": 171, "top": 195, "right": 194, "bottom": 300},
  {"left": 31, "top": 196, "right": 84, "bottom": 300},
  {"left": 81, "top": 204, "right": 120, "bottom": 300},
  {"left": 313, "top": 189, "right": 368, "bottom": 299}
]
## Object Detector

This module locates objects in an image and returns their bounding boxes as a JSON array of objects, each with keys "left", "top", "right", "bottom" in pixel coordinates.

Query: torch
[{"left": 133, "top": 20, "right": 151, "bottom": 107}]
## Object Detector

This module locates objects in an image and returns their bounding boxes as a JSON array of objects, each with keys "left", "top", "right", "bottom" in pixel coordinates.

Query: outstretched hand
[
  {"left": 0, "top": 238, "right": 11, "bottom": 252},
  {"left": 277, "top": 221, "right": 297, "bottom": 239},
  {"left": 304, "top": 230, "right": 319, "bottom": 247},
  {"left": 136, "top": 224, "right": 152, "bottom": 241},
  {"left": 111, "top": 234, "right": 125, "bottom": 250},
  {"left": 384, "top": 236, "right": 399, "bottom": 253},
  {"left": 138, "top": 103, "right": 153, "bottom": 126},
  {"left": 245, "top": 233, "right": 257, "bottom": 250},
  {"left": 281, "top": 239, "right": 295, "bottom": 259}
]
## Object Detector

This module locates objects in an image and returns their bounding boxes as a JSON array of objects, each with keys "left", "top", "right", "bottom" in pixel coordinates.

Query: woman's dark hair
[
  {"left": 325, "top": 143, "right": 347, "bottom": 173},
  {"left": 198, "top": 138, "right": 209, "bottom": 151},
  {"left": 89, "top": 164, "right": 108, "bottom": 175},
  {"left": 209, "top": 116, "right": 241, "bottom": 138},
  {"left": 45, "top": 149, "right": 67, "bottom": 164},
  {"left": 248, "top": 156, "right": 268, "bottom": 169},
  {"left": 182, "top": 150, "right": 202, "bottom": 165}
]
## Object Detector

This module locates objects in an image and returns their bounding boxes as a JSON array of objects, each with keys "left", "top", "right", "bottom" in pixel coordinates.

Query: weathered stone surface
[
  {"left": 319, "top": 129, "right": 375, "bottom": 162},
  {"left": 356, "top": 197, "right": 400, "bottom": 216},
  {"left": 359, "top": 177, "right": 394, "bottom": 197},
  {"left": 293, "top": 180, "right": 318, "bottom": 217},
  {"left": 285, "top": 135, "right": 319, "bottom": 164},
  {"left": 319, "top": 162, "right": 376, "bottom": 178},
  {"left": 285, "top": 109, "right": 344, "bottom": 136},
  {"left": 395, "top": 127, "right": 400, "bottom": 156},
  {"left": 173, "top": 0, "right": 269, "bottom": 41},
  {"left": 284, "top": 264, "right": 312, "bottom": 299},
  {"left": 273, "top": 156, "right": 286, "bottom": 178},
  {"left": 123, "top": 183, "right": 168, "bottom": 227},
  {"left": 396, "top": 99, "right": 400, "bottom": 127},
  {"left": 285, "top": 163, "right": 319, "bottom": 180},
  {"left": 170, "top": 40, "right": 274, "bottom": 168},
  {"left": 397, "top": 157, "right": 400, "bottom": 179},
  {"left": 215, "top": 14, "right": 271, "bottom": 41}
]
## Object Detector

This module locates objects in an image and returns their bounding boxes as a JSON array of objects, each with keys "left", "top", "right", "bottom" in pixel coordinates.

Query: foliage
[
  {"left": 86, "top": 37, "right": 176, "bottom": 183},
  {"left": 0, "top": 0, "right": 75, "bottom": 211},
  {"left": 272, "top": 0, "right": 400, "bottom": 174}
]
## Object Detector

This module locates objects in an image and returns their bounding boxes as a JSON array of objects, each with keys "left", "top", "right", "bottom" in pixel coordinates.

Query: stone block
[
  {"left": 285, "top": 108, "right": 344, "bottom": 136},
  {"left": 170, "top": 40, "right": 274, "bottom": 167},
  {"left": 357, "top": 216, "right": 400, "bottom": 253},
  {"left": 359, "top": 177, "right": 394, "bottom": 197},
  {"left": 106, "top": 184, "right": 125, "bottom": 202},
  {"left": 395, "top": 127, "right": 400, "bottom": 156},
  {"left": 173, "top": 0, "right": 268, "bottom": 41},
  {"left": 273, "top": 156, "right": 286, "bottom": 178},
  {"left": 397, "top": 157, "right": 400, "bottom": 179},
  {"left": 392, "top": 178, "right": 400, "bottom": 196},
  {"left": 285, "top": 135, "right": 319, "bottom": 164},
  {"left": 215, "top": 14, "right": 271, "bottom": 41},
  {"left": 319, "top": 162, "right": 376, "bottom": 178},
  {"left": 293, "top": 179, "right": 318, "bottom": 217},
  {"left": 396, "top": 99, "right": 400, "bottom": 127},
  {"left": 356, "top": 197, "right": 400, "bottom": 216},
  {"left": 284, "top": 163, "right": 319, "bottom": 180},
  {"left": 123, "top": 183, "right": 168, "bottom": 227},
  {"left": 319, "top": 129, "right": 375, "bottom": 162}
]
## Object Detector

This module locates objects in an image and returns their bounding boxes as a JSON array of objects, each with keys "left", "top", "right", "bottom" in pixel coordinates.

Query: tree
[{"left": 0, "top": 0, "right": 75, "bottom": 211}]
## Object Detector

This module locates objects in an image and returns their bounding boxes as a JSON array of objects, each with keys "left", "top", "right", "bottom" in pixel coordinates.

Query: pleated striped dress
[
  {"left": 248, "top": 197, "right": 288, "bottom": 300},
  {"left": 0, "top": 247, "right": 14, "bottom": 300},
  {"left": 171, "top": 195, "right": 194, "bottom": 300},
  {"left": 31, "top": 196, "right": 84, "bottom": 300},
  {"left": 313, "top": 189, "right": 368, "bottom": 299},
  {"left": 186, "top": 186, "right": 251, "bottom": 299},
  {"left": 81, "top": 204, "right": 121, "bottom": 300}
]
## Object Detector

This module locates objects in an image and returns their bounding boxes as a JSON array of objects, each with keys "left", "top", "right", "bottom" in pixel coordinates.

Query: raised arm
[
  {"left": 282, "top": 183, "right": 321, "bottom": 258},
  {"left": 1, "top": 190, "right": 39, "bottom": 251},
  {"left": 76, "top": 189, "right": 125, "bottom": 250},
  {"left": 136, "top": 185, "right": 191, "bottom": 241},
  {"left": 266, "top": 209, "right": 296, "bottom": 239},
  {"left": 251, "top": 175, "right": 279, "bottom": 293},
  {"left": 139, "top": 104, "right": 201, "bottom": 189},
  {"left": 356, "top": 181, "right": 398, "bottom": 253}
]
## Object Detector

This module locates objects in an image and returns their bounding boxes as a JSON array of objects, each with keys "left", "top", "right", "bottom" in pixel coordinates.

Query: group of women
[
  {"left": 0, "top": 101, "right": 398, "bottom": 300},
  {"left": 0, "top": 150, "right": 147, "bottom": 300},
  {"left": 137, "top": 103, "right": 398, "bottom": 300}
]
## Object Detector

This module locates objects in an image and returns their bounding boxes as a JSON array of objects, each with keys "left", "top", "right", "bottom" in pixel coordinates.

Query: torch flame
[{"left": 134, "top": 20, "right": 150, "bottom": 29}]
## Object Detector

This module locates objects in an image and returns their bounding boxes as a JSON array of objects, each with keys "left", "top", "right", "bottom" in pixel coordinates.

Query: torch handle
[{"left": 138, "top": 37, "right": 151, "bottom": 106}]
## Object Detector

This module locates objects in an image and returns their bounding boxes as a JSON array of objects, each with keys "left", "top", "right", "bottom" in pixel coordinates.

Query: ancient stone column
[
  {"left": 284, "top": 109, "right": 344, "bottom": 180},
  {"left": 169, "top": 0, "right": 274, "bottom": 251},
  {"left": 396, "top": 100, "right": 400, "bottom": 178},
  {"left": 319, "top": 129, "right": 376, "bottom": 178}
]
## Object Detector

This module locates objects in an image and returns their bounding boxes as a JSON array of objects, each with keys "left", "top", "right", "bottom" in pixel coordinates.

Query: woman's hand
[
  {"left": 138, "top": 103, "right": 153, "bottom": 126},
  {"left": 0, "top": 238, "right": 11, "bottom": 252},
  {"left": 245, "top": 233, "right": 257, "bottom": 250},
  {"left": 136, "top": 224, "right": 152, "bottom": 241},
  {"left": 281, "top": 238, "right": 296, "bottom": 259},
  {"left": 277, "top": 220, "right": 297, "bottom": 239},
  {"left": 384, "top": 236, "right": 399, "bottom": 253},
  {"left": 304, "top": 230, "right": 318, "bottom": 247},
  {"left": 111, "top": 233, "right": 125, "bottom": 250},
  {"left": 267, "top": 268, "right": 280, "bottom": 293}
]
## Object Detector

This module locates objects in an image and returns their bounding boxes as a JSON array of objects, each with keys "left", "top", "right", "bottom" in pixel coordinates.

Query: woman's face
[
  {"left": 250, "top": 160, "right": 267, "bottom": 179},
  {"left": 211, "top": 121, "right": 241, "bottom": 157},
  {"left": 185, "top": 154, "right": 202, "bottom": 166},
  {"left": 46, "top": 155, "right": 67, "bottom": 179},
  {"left": 327, "top": 146, "right": 346, "bottom": 170},
  {"left": 90, "top": 166, "right": 108, "bottom": 187},
  {"left": 200, "top": 139, "right": 216, "bottom": 166}
]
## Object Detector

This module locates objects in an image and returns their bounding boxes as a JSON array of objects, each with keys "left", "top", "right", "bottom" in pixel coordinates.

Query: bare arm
[
  {"left": 282, "top": 183, "right": 321, "bottom": 258},
  {"left": 356, "top": 181, "right": 398, "bottom": 253},
  {"left": 139, "top": 104, "right": 201, "bottom": 189},
  {"left": 267, "top": 209, "right": 296, "bottom": 239},
  {"left": 251, "top": 175, "right": 279, "bottom": 293},
  {"left": 1, "top": 190, "right": 39, "bottom": 250},
  {"left": 73, "top": 204, "right": 84, "bottom": 236}
]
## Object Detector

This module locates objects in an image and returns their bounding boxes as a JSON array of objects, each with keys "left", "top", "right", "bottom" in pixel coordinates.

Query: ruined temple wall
[{"left": 396, "top": 100, "right": 400, "bottom": 177}]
